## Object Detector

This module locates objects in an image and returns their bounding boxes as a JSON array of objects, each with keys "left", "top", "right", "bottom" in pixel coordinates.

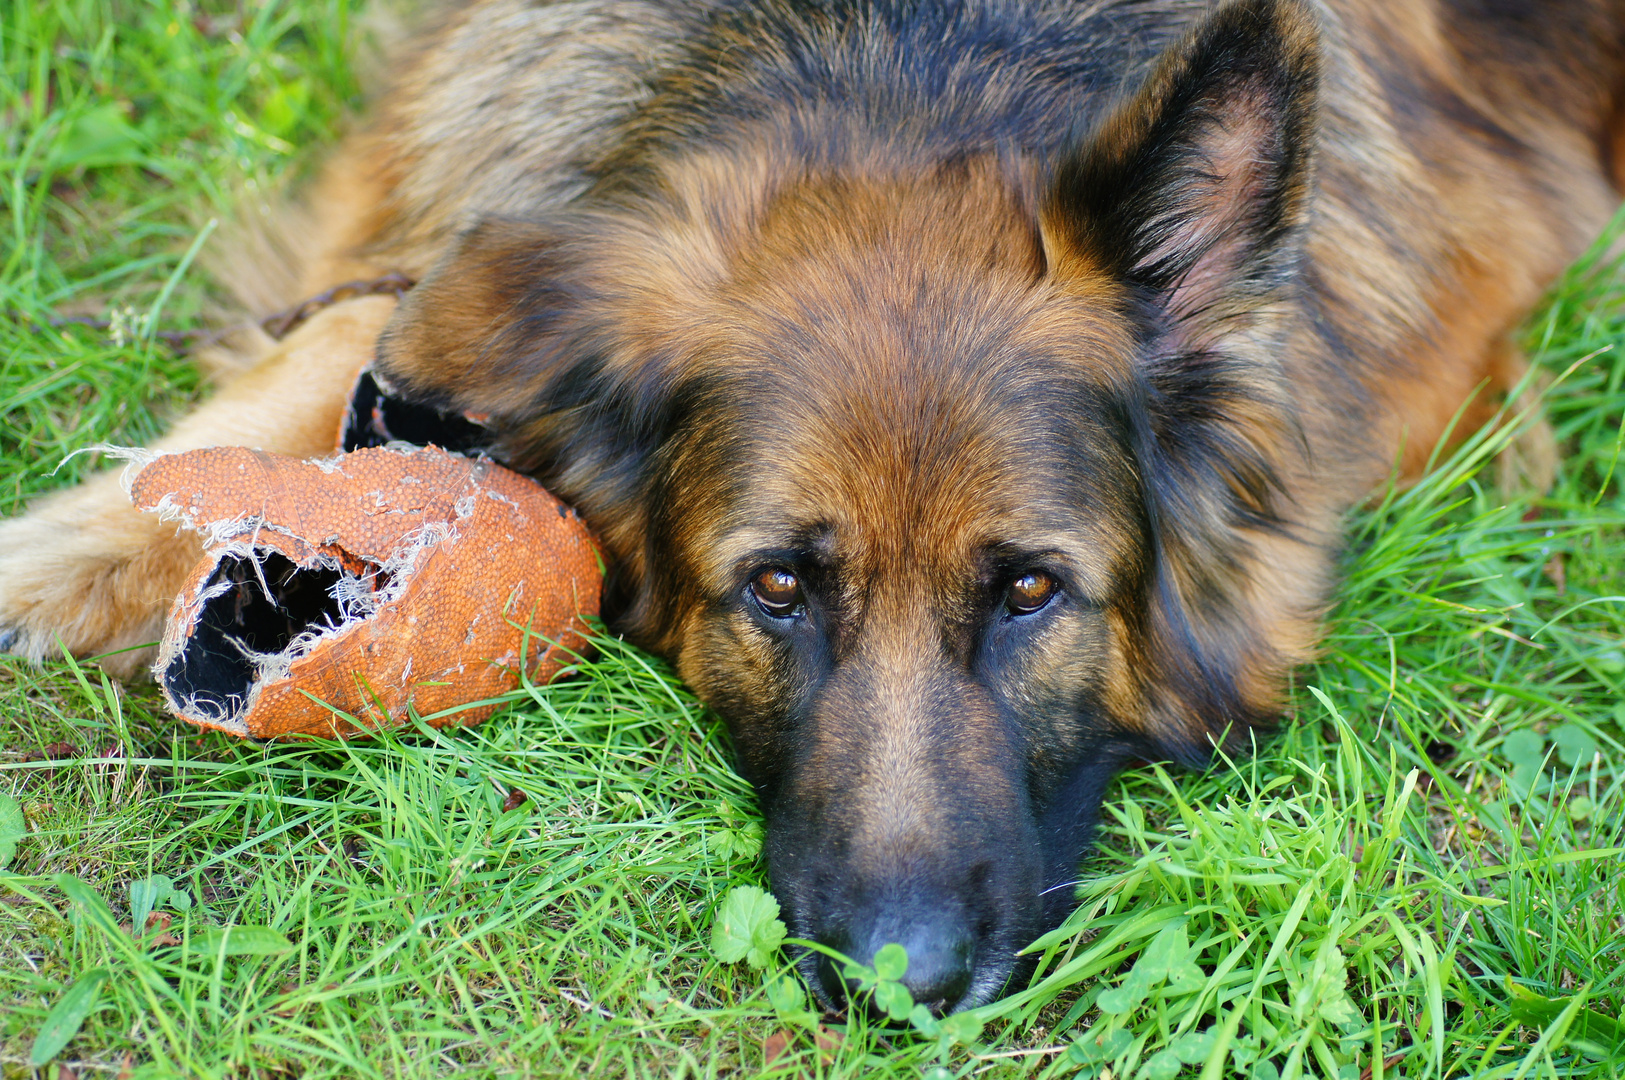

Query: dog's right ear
[
  {"left": 374, "top": 216, "right": 597, "bottom": 433},
  {"left": 373, "top": 211, "right": 723, "bottom": 646},
  {"left": 374, "top": 207, "right": 726, "bottom": 481},
  {"left": 1040, "top": 0, "right": 1321, "bottom": 760}
]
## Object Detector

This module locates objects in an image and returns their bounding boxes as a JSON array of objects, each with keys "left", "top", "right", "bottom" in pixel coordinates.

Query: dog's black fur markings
[{"left": 4, "top": 0, "right": 1622, "bottom": 1018}]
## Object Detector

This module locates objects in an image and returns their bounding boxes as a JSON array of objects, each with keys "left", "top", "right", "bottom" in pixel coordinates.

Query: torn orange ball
[{"left": 128, "top": 445, "right": 601, "bottom": 739}]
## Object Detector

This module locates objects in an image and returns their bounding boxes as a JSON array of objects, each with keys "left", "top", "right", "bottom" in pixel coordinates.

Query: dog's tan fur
[
  {"left": 3, "top": 0, "right": 1615, "bottom": 680},
  {"left": 3, "top": 0, "right": 1623, "bottom": 1009}
]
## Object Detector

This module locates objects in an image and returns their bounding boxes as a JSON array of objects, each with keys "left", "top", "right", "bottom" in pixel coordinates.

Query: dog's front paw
[{"left": 0, "top": 470, "right": 202, "bottom": 678}]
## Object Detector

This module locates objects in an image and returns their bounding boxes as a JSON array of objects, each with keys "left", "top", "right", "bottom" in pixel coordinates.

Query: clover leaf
[
  {"left": 1552, "top": 723, "right": 1601, "bottom": 768},
  {"left": 1068, "top": 1026, "right": 1132, "bottom": 1065},
  {"left": 874, "top": 979, "right": 914, "bottom": 1021},
  {"left": 711, "top": 886, "right": 786, "bottom": 970},
  {"left": 872, "top": 942, "right": 908, "bottom": 982}
]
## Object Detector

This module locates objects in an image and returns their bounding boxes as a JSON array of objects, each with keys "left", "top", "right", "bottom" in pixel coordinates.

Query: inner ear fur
[
  {"left": 1046, "top": 0, "right": 1323, "bottom": 757},
  {"left": 1044, "top": 0, "right": 1318, "bottom": 354}
]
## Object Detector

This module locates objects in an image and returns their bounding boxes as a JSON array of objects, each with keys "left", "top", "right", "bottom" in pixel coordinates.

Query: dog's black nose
[{"left": 816, "top": 919, "right": 976, "bottom": 1017}]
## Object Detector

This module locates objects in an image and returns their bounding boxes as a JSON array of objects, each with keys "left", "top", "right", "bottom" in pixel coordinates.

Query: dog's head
[{"left": 373, "top": 0, "right": 1323, "bottom": 1012}]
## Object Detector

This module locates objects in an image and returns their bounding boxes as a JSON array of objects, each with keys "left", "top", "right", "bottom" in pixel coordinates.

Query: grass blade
[{"left": 29, "top": 966, "right": 111, "bottom": 1066}]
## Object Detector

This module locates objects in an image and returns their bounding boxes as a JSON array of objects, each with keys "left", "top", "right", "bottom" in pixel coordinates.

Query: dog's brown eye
[
  {"left": 750, "top": 568, "right": 803, "bottom": 617},
  {"left": 1006, "top": 572, "right": 1058, "bottom": 616}
]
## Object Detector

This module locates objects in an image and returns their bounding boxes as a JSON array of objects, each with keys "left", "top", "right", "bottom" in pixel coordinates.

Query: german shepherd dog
[{"left": 3, "top": 0, "right": 1624, "bottom": 1014}]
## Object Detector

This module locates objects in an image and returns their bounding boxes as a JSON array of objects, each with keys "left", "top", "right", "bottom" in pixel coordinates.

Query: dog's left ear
[
  {"left": 1045, "top": 0, "right": 1322, "bottom": 757},
  {"left": 1043, "top": 0, "right": 1319, "bottom": 356}
]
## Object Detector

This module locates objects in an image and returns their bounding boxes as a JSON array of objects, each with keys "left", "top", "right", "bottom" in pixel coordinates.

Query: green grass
[{"left": 3, "top": 2, "right": 1625, "bottom": 1077}]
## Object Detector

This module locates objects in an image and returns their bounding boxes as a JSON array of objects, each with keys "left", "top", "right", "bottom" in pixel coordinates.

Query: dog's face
[
  {"left": 650, "top": 171, "right": 1155, "bottom": 1011},
  {"left": 374, "top": 0, "right": 1321, "bottom": 1011}
]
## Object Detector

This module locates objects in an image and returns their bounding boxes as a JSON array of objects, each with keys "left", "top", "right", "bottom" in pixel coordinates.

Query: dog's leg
[{"left": 0, "top": 296, "right": 397, "bottom": 677}]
